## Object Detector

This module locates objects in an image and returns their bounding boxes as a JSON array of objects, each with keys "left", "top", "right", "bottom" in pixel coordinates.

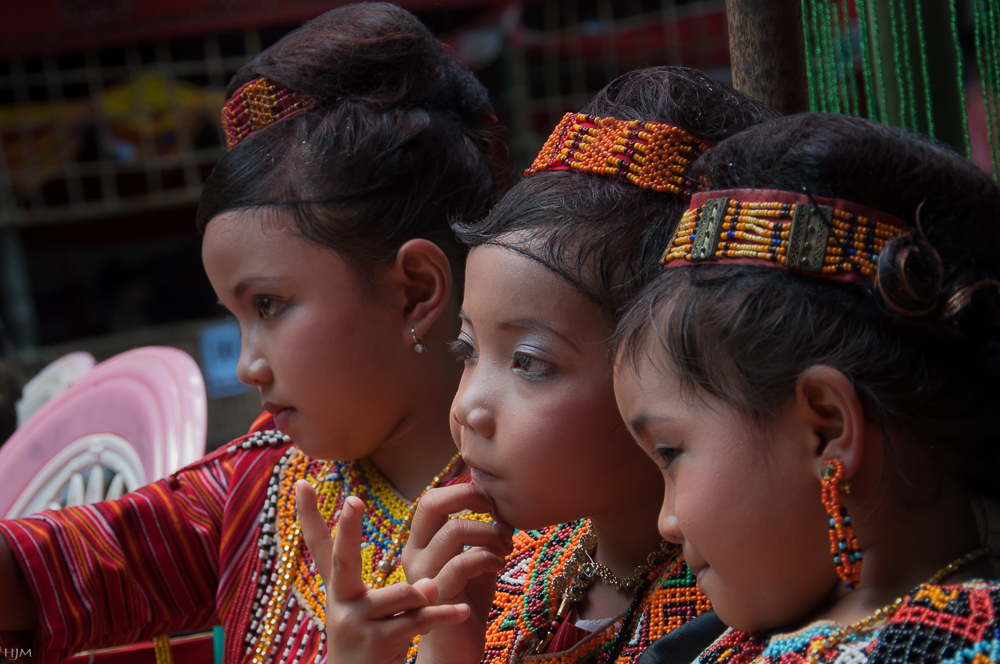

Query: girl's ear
[
  {"left": 792, "top": 366, "right": 866, "bottom": 481},
  {"left": 385, "top": 238, "right": 453, "bottom": 339}
]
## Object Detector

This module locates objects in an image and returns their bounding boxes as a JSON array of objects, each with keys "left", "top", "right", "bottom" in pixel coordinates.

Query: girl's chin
[{"left": 489, "top": 499, "right": 582, "bottom": 532}]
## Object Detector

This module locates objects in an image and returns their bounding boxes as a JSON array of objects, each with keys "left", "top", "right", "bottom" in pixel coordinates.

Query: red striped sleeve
[{"left": 0, "top": 450, "right": 238, "bottom": 663}]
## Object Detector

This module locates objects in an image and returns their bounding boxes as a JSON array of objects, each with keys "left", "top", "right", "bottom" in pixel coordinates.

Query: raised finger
[
  {"left": 296, "top": 480, "right": 335, "bottom": 584},
  {"left": 329, "top": 495, "right": 368, "bottom": 601}
]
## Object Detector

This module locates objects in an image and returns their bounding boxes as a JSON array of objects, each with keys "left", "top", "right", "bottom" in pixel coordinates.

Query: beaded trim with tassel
[{"left": 525, "top": 112, "right": 709, "bottom": 195}]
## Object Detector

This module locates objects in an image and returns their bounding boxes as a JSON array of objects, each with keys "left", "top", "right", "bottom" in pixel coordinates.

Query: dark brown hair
[
  {"left": 618, "top": 113, "right": 1000, "bottom": 504},
  {"left": 454, "top": 66, "right": 779, "bottom": 321},
  {"left": 196, "top": 3, "right": 505, "bottom": 281}
]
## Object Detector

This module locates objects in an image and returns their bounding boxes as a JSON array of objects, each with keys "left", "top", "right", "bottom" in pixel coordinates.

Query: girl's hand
[
  {"left": 296, "top": 480, "right": 472, "bottom": 664},
  {"left": 402, "top": 484, "right": 515, "bottom": 664}
]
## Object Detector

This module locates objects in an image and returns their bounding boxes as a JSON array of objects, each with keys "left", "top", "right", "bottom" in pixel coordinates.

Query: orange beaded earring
[{"left": 821, "top": 459, "right": 863, "bottom": 589}]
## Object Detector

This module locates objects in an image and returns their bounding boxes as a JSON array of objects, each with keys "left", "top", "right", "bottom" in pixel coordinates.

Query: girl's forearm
[{"left": 0, "top": 533, "right": 36, "bottom": 632}]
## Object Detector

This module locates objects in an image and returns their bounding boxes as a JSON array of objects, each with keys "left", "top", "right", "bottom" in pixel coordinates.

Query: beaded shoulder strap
[
  {"left": 526, "top": 112, "right": 709, "bottom": 196},
  {"left": 221, "top": 76, "right": 316, "bottom": 151},
  {"left": 661, "top": 188, "right": 910, "bottom": 285}
]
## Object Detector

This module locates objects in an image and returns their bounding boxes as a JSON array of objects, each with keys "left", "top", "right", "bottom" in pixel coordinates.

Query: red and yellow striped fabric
[{"left": 0, "top": 430, "right": 286, "bottom": 664}]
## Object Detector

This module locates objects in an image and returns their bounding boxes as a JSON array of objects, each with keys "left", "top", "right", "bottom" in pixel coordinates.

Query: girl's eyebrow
[
  {"left": 458, "top": 310, "right": 581, "bottom": 353},
  {"left": 233, "top": 276, "right": 290, "bottom": 298},
  {"left": 628, "top": 413, "right": 674, "bottom": 439},
  {"left": 499, "top": 317, "right": 580, "bottom": 352}
]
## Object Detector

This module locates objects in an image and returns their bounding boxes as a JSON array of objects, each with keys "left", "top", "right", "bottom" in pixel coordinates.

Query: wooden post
[{"left": 726, "top": 0, "right": 809, "bottom": 114}]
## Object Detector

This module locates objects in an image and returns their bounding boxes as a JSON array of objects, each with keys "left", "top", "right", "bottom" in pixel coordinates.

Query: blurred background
[{"left": 0, "top": 0, "right": 993, "bottom": 450}]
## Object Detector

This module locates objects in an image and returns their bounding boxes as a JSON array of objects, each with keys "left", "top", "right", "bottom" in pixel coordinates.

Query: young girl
[
  {"left": 614, "top": 113, "right": 1000, "bottom": 664},
  {"left": 0, "top": 4, "right": 503, "bottom": 662},
  {"left": 297, "top": 66, "right": 778, "bottom": 664}
]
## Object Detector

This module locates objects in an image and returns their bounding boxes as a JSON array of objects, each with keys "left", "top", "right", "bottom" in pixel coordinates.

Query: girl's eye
[
  {"left": 252, "top": 296, "right": 284, "bottom": 320},
  {"left": 653, "top": 446, "right": 681, "bottom": 471},
  {"left": 512, "top": 352, "right": 554, "bottom": 379},
  {"left": 448, "top": 339, "right": 477, "bottom": 364}
]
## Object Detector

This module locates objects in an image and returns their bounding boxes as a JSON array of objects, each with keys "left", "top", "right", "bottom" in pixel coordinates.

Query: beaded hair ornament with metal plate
[
  {"left": 661, "top": 189, "right": 911, "bottom": 285},
  {"left": 221, "top": 76, "right": 316, "bottom": 151},
  {"left": 525, "top": 112, "right": 710, "bottom": 196}
]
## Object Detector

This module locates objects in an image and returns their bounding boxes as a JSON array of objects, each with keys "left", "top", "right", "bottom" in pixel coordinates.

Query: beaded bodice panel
[
  {"left": 696, "top": 580, "right": 1000, "bottom": 664},
  {"left": 239, "top": 433, "right": 483, "bottom": 664},
  {"left": 481, "top": 519, "right": 711, "bottom": 664}
]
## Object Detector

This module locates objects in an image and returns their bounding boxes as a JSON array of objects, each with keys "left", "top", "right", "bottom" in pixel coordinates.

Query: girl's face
[
  {"left": 451, "top": 244, "right": 659, "bottom": 531},
  {"left": 614, "top": 357, "right": 838, "bottom": 633},
  {"left": 202, "top": 210, "right": 415, "bottom": 460}
]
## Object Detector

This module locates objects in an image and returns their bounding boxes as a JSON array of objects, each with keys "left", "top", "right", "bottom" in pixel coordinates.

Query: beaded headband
[
  {"left": 525, "top": 112, "right": 710, "bottom": 196},
  {"left": 661, "top": 189, "right": 911, "bottom": 285},
  {"left": 221, "top": 77, "right": 315, "bottom": 151}
]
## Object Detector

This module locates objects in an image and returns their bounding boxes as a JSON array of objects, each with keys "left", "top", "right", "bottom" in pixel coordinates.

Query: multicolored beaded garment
[
  {"left": 481, "top": 519, "right": 711, "bottom": 664},
  {"left": 235, "top": 431, "right": 486, "bottom": 664},
  {"left": 526, "top": 112, "right": 709, "bottom": 196},
  {"left": 695, "top": 580, "right": 1000, "bottom": 664},
  {"left": 221, "top": 76, "right": 315, "bottom": 150},
  {"left": 661, "top": 189, "right": 909, "bottom": 286}
]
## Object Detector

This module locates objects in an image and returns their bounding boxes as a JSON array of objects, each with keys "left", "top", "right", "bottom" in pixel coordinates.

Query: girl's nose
[
  {"left": 451, "top": 377, "right": 496, "bottom": 439},
  {"left": 658, "top": 500, "right": 684, "bottom": 545},
  {"left": 237, "top": 338, "right": 272, "bottom": 387}
]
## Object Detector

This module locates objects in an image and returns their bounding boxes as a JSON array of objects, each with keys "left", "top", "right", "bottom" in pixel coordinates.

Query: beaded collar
[
  {"left": 244, "top": 439, "right": 481, "bottom": 664},
  {"left": 526, "top": 112, "right": 709, "bottom": 195},
  {"left": 661, "top": 189, "right": 910, "bottom": 286},
  {"left": 221, "top": 76, "right": 315, "bottom": 151},
  {"left": 697, "top": 580, "right": 1000, "bottom": 664},
  {"left": 482, "top": 519, "right": 711, "bottom": 664}
]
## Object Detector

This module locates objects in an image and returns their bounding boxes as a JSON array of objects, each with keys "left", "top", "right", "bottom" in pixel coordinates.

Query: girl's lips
[
  {"left": 468, "top": 465, "right": 498, "bottom": 485},
  {"left": 695, "top": 565, "right": 709, "bottom": 587},
  {"left": 272, "top": 407, "right": 295, "bottom": 430}
]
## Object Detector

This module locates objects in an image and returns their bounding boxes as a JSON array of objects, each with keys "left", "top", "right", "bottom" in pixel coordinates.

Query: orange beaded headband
[
  {"left": 661, "top": 189, "right": 911, "bottom": 285},
  {"left": 525, "top": 112, "right": 710, "bottom": 195},
  {"left": 221, "top": 77, "right": 316, "bottom": 151}
]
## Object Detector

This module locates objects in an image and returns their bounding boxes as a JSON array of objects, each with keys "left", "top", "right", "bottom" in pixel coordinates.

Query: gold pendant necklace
[{"left": 549, "top": 524, "right": 673, "bottom": 630}]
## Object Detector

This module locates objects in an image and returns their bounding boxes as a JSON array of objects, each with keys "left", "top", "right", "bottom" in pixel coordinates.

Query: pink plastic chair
[
  {"left": 15, "top": 351, "right": 96, "bottom": 426},
  {"left": 0, "top": 346, "right": 207, "bottom": 518}
]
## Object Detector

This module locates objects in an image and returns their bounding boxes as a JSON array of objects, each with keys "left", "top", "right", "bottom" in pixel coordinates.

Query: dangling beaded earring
[
  {"left": 821, "top": 459, "right": 863, "bottom": 589},
  {"left": 411, "top": 327, "right": 426, "bottom": 354}
]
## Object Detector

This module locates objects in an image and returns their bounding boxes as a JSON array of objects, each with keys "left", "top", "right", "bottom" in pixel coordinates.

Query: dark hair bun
[
  {"left": 228, "top": 2, "right": 491, "bottom": 130},
  {"left": 582, "top": 67, "right": 778, "bottom": 143},
  {"left": 199, "top": 3, "right": 504, "bottom": 286},
  {"left": 876, "top": 233, "right": 945, "bottom": 318}
]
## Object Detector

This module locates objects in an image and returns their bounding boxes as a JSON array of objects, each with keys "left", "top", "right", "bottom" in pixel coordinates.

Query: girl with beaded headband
[
  {"left": 0, "top": 4, "right": 506, "bottom": 663},
  {"left": 614, "top": 113, "right": 1000, "bottom": 664},
  {"left": 294, "top": 66, "right": 778, "bottom": 664}
]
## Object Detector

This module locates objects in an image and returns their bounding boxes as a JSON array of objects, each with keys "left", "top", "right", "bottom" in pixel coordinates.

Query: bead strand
[{"left": 804, "top": 546, "right": 991, "bottom": 664}]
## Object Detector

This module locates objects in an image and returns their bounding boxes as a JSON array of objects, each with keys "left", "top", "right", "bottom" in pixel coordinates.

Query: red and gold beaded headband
[
  {"left": 221, "top": 77, "right": 316, "bottom": 151},
  {"left": 661, "top": 189, "right": 911, "bottom": 285},
  {"left": 525, "top": 112, "right": 710, "bottom": 196}
]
